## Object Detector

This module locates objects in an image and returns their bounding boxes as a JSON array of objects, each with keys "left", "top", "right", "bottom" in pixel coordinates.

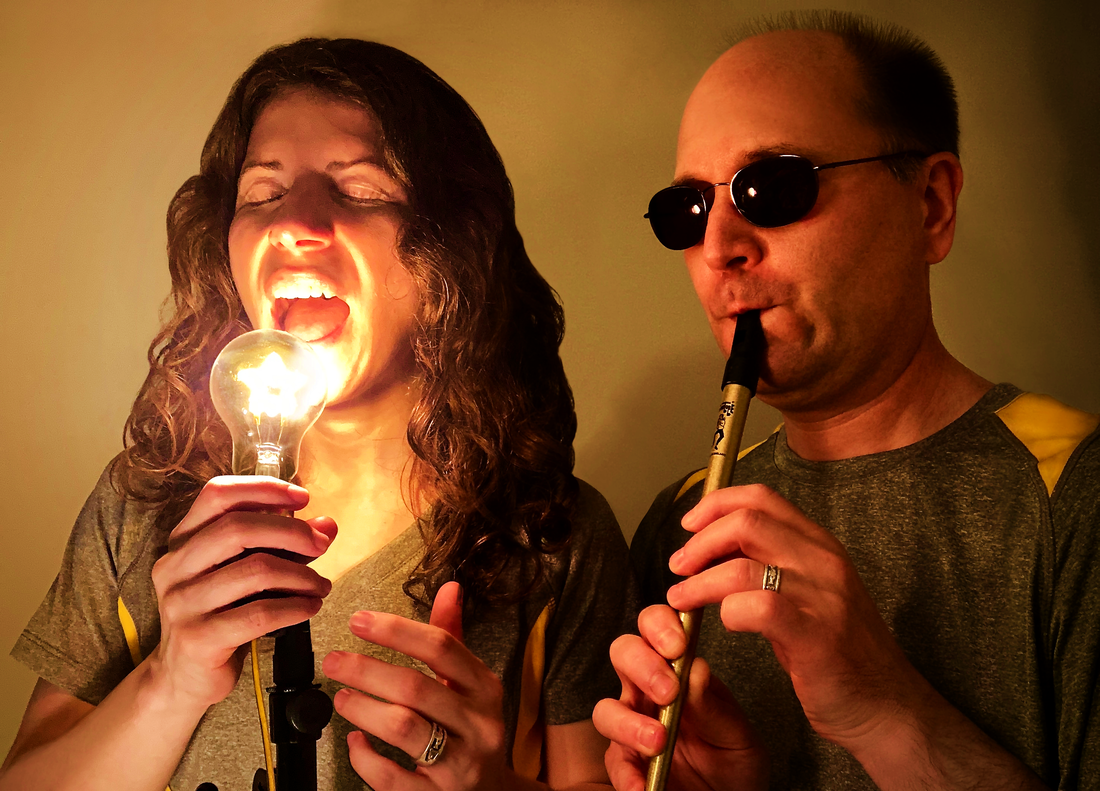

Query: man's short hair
[{"left": 733, "top": 11, "right": 959, "bottom": 180}]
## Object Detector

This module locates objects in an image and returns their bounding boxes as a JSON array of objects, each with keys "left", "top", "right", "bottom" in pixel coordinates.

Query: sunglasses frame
[{"left": 645, "top": 150, "right": 928, "bottom": 249}]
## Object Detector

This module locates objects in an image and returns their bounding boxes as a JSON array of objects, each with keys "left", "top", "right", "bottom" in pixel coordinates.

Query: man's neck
[{"left": 779, "top": 330, "right": 992, "bottom": 462}]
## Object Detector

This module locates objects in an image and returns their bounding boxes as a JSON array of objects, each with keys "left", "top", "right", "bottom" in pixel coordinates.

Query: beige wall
[{"left": 1, "top": 0, "right": 1097, "bottom": 753}]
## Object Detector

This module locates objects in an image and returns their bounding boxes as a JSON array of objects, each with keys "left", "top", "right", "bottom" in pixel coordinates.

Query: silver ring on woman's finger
[
  {"left": 416, "top": 720, "right": 448, "bottom": 767},
  {"left": 762, "top": 564, "right": 782, "bottom": 593}
]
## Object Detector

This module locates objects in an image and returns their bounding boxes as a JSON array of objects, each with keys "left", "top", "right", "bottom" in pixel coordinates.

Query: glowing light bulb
[{"left": 210, "top": 329, "right": 328, "bottom": 480}]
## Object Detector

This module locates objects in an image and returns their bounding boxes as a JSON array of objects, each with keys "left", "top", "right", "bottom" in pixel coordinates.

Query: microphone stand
[
  {"left": 197, "top": 619, "right": 332, "bottom": 791},
  {"left": 266, "top": 620, "right": 333, "bottom": 791}
]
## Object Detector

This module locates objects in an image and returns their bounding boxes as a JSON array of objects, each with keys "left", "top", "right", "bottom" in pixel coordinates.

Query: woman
[{"left": 2, "top": 39, "right": 635, "bottom": 791}]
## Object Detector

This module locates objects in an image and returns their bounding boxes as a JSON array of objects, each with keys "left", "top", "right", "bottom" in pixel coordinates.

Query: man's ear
[{"left": 922, "top": 152, "right": 964, "bottom": 265}]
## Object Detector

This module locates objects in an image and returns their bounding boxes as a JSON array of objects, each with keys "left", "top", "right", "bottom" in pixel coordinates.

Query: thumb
[
  {"left": 430, "top": 580, "right": 464, "bottom": 643},
  {"left": 682, "top": 658, "right": 758, "bottom": 752}
]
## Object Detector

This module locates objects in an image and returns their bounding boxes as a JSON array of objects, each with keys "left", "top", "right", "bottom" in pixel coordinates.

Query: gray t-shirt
[
  {"left": 14, "top": 472, "right": 638, "bottom": 790},
  {"left": 632, "top": 384, "right": 1100, "bottom": 790}
]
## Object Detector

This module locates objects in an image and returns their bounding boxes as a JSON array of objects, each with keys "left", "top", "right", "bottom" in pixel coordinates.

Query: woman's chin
[{"left": 305, "top": 346, "right": 352, "bottom": 406}]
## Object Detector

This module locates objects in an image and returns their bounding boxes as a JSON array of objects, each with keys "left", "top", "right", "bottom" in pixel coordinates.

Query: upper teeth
[{"left": 271, "top": 276, "right": 336, "bottom": 300}]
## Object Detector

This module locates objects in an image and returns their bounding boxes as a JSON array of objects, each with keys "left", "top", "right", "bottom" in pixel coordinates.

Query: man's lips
[{"left": 730, "top": 305, "right": 773, "bottom": 318}]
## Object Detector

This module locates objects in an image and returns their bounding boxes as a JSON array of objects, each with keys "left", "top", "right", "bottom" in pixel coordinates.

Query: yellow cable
[{"left": 251, "top": 638, "right": 276, "bottom": 791}]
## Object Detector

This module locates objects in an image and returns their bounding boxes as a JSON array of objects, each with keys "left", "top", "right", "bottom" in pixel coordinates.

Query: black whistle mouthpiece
[{"left": 722, "top": 310, "right": 765, "bottom": 394}]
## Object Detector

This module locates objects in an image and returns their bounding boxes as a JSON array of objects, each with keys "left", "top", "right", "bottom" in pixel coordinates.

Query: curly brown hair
[{"left": 112, "top": 38, "right": 578, "bottom": 609}]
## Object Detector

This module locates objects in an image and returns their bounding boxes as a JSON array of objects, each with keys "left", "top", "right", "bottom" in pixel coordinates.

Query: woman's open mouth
[
  {"left": 269, "top": 273, "right": 351, "bottom": 343},
  {"left": 274, "top": 296, "right": 351, "bottom": 343}
]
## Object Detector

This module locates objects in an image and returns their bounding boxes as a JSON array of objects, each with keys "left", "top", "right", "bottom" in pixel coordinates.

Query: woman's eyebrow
[
  {"left": 326, "top": 158, "right": 386, "bottom": 173},
  {"left": 238, "top": 160, "right": 282, "bottom": 183}
]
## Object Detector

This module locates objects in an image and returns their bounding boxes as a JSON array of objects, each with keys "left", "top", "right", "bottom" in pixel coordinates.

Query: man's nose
[
  {"left": 267, "top": 180, "right": 334, "bottom": 253},
  {"left": 699, "top": 190, "right": 763, "bottom": 271}
]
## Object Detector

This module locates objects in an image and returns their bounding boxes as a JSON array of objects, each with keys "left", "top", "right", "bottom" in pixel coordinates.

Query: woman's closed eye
[
  {"left": 236, "top": 177, "right": 288, "bottom": 209},
  {"left": 338, "top": 179, "right": 402, "bottom": 205}
]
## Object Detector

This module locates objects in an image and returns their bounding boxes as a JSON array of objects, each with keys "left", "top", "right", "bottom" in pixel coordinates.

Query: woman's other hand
[{"left": 324, "top": 581, "right": 510, "bottom": 791}]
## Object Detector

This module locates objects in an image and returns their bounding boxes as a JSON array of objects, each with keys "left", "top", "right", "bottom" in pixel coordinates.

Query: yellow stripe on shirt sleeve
[
  {"left": 117, "top": 597, "right": 173, "bottom": 791},
  {"left": 117, "top": 596, "right": 144, "bottom": 669},
  {"left": 996, "top": 392, "right": 1100, "bottom": 495},
  {"left": 512, "top": 600, "right": 554, "bottom": 780}
]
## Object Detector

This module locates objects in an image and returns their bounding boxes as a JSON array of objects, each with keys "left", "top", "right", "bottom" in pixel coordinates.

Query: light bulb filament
[
  {"left": 210, "top": 330, "right": 327, "bottom": 480},
  {"left": 237, "top": 352, "right": 307, "bottom": 418}
]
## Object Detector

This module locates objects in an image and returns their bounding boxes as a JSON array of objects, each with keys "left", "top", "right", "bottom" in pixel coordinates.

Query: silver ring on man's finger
[
  {"left": 762, "top": 564, "right": 782, "bottom": 593},
  {"left": 416, "top": 720, "right": 448, "bottom": 766}
]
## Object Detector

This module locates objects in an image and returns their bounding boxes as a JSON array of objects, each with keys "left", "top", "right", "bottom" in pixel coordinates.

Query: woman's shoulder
[
  {"left": 533, "top": 478, "right": 633, "bottom": 602},
  {"left": 569, "top": 478, "right": 629, "bottom": 557},
  {"left": 573, "top": 478, "right": 620, "bottom": 532},
  {"left": 71, "top": 456, "right": 164, "bottom": 584}
]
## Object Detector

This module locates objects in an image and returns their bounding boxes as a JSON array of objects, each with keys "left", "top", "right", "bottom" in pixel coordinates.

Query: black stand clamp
[{"left": 268, "top": 620, "right": 333, "bottom": 791}]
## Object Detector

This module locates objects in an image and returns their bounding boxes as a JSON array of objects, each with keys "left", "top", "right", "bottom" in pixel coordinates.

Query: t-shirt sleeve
[
  {"left": 1049, "top": 428, "right": 1100, "bottom": 790},
  {"left": 630, "top": 472, "right": 700, "bottom": 609},
  {"left": 10, "top": 466, "right": 138, "bottom": 705},
  {"left": 541, "top": 481, "right": 639, "bottom": 726}
]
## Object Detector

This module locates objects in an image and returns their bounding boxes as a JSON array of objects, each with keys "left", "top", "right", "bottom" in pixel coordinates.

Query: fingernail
[
  {"left": 333, "top": 688, "right": 351, "bottom": 707},
  {"left": 681, "top": 509, "right": 698, "bottom": 528},
  {"left": 350, "top": 611, "right": 374, "bottom": 631},
  {"left": 643, "top": 722, "right": 663, "bottom": 751},
  {"left": 667, "top": 582, "right": 683, "bottom": 603},
  {"left": 669, "top": 548, "right": 684, "bottom": 571},
  {"left": 653, "top": 674, "right": 678, "bottom": 702},
  {"left": 656, "top": 627, "right": 683, "bottom": 657},
  {"left": 323, "top": 651, "right": 343, "bottom": 672}
]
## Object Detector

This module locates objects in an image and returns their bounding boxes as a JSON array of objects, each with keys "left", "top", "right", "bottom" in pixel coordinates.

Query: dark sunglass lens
[
  {"left": 646, "top": 186, "right": 708, "bottom": 250},
  {"left": 732, "top": 157, "right": 818, "bottom": 228}
]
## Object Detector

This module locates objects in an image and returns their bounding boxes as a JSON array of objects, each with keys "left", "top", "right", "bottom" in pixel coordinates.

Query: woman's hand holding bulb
[{"left": 148, "top": 476, "right": 337, "bottom": 713}]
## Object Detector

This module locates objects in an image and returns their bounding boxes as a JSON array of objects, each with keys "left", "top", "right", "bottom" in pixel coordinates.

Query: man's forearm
[{"left": 850, "top": 687, "right": 1049, "bottom": 791}]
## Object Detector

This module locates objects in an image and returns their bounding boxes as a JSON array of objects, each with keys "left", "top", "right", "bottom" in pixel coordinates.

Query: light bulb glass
[{"left": 210, "top": 329, "right": 328, "bottom": 480}]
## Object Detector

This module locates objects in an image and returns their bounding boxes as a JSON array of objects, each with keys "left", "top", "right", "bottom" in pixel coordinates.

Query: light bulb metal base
[{"left": 255, "top": 444, "right": 283, "bottom": 478}]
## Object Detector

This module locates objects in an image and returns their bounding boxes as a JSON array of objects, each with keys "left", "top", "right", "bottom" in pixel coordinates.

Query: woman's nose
[{"left": 267, "top": 182, "right": 334, "bottom": 253}]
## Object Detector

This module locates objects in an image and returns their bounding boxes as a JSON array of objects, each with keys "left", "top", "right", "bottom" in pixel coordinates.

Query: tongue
[{"left": 281, "top": 297, "right": 350, "bottom": 342}]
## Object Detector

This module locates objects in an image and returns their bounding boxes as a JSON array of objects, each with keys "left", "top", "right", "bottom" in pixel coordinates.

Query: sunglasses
[{"left": 645, "top": 151, "right": 926, "bottom": 250}]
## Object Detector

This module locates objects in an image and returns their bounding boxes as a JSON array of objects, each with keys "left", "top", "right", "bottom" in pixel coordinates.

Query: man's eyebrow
[
  {"left": 672, "top": 144, "right": 812, "bottom": 186},
  {"left": 743, "top": 144, "right": 804, "bottom": 159}
]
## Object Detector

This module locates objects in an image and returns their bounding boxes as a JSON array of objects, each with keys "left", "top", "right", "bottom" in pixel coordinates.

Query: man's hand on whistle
[
  {"left": 593, "top": 605, "right": 768, "bottom": 791},
  {"left": 663, "top": 484, "right": 1051, "bottom": 791},
  {"left": 666, "top": 483, "right": 933, "bottom": 760}
]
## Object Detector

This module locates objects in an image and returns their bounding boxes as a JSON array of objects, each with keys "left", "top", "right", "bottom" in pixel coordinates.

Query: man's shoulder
[
  {"left": 992, "top": 390, "right": 1100, "bottom": 497},
  {"left": 633, "top": 435, "right": 779, "bottom": 538},
  {"left": 630, "top": 436, "right": 778, "bottom": 603}
]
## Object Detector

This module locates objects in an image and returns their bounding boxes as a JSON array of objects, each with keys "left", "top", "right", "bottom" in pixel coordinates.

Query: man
[{"left": 593, "top": 11, "right": 1099, "bottom": 791}]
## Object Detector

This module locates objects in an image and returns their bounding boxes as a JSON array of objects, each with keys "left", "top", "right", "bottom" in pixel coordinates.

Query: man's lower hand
[{"left": 593, "top": 605, "right": 768, "bottom": 791}]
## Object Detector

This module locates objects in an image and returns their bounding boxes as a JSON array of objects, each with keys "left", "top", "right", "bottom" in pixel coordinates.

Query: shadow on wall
[
  {"left": 1037, "top": 2, "right": 1100, "bottom": 300},
  {"left": 576, "top": 342, "right": 782, "bottom": 541}
]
